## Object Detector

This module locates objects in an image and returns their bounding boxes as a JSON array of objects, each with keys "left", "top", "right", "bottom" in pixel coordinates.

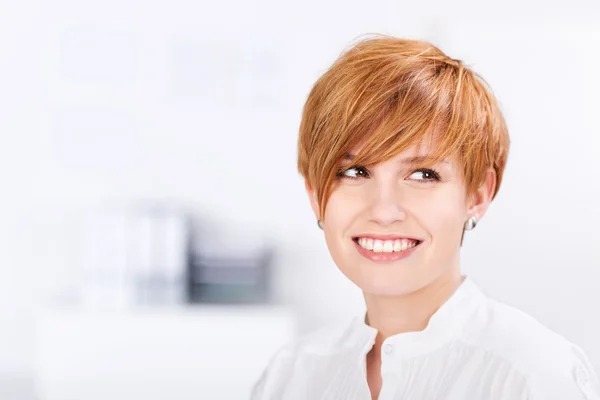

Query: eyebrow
[{"left": 343, "top": 154, "right": 449, "bottom": 165}]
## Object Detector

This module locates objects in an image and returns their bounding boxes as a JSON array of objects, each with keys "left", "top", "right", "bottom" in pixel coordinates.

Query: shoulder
[
  {"left": 464, "top": 297, "right": 580, "bottom": 371},
  {"left": 272, "top": 317, "right": 366, "bottom": 358},
  {"left": 463, "top": 296, "right": 600, "bottom": 399},
  {"left": 250, "top": 318, "right": 367, "bottom": 399}
]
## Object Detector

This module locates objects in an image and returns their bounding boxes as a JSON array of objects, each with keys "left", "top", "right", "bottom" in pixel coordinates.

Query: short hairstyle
[{"left": 297, "top": 35, "right": 510, "bottom": 220}]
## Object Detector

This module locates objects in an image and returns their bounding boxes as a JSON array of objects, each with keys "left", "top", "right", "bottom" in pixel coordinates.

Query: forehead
[
  {"left": 338, "top": 119, "right": 465, "bottom": 179},
  {"left": 348, "top": 138, "right": 455, "bottom": 165}
]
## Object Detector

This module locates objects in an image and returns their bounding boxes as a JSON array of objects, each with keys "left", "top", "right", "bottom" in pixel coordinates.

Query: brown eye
[
  {"left": 341, "top": 166, "right": 369, "bottom": 179},
  {"left": 409, "top": 168, "right": 441, "bottom": 182}
]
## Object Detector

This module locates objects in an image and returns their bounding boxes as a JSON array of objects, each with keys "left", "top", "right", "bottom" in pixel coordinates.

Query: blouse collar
[{"left": 351, "top": 275, "right": 487, "bottom": 358}]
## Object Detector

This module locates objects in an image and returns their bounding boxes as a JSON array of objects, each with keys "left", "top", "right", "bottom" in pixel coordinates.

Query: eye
[
  {"left": 338, "top": 166, "right": 370, "bottom": 180},
  {"left": 408, "top": 168, "right": 441, "bottom": 183}
]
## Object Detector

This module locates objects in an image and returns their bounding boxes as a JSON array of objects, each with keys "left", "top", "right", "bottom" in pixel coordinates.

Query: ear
[
  {"left": 467, "top": 168, "right": 496, "bottom": 222},
  {"left": 305, "top": 179, "right": 321, "bottom": 220}
]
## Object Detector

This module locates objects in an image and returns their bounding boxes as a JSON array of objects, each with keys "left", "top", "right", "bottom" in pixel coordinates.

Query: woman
[{"left": 251, "top": 35, "right": 600, "bottom": 399}]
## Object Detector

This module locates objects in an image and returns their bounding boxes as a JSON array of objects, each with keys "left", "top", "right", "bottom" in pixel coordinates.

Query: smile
[
  {"left": 352, "top": 236, "right": 422, "bottom": 263},
  {"left": 354, "top": 237, "right": 420, "bottom": 253}
]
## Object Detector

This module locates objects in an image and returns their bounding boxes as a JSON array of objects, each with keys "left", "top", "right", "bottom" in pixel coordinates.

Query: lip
[
  {"left": 352, "top": 237, "right": 422, "bottom": 263},
  {"left": 352, "top": 233, "right": 424, "bottom": 241}
]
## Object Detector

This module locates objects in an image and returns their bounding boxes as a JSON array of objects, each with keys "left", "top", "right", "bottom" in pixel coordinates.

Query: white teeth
[
  {"left": 373, "top": 240, "right": 383, "bottom": 252},
  {"left": 357, "top": 237, "right": 419, "bottom": 253},
  {"left": 383, "top": 241, "right": 393, "bottom": 252}
]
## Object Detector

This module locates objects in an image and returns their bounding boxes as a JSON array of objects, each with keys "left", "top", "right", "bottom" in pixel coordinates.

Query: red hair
[{"left": 297, "top": 35, "right": 510, "bottom": 219}]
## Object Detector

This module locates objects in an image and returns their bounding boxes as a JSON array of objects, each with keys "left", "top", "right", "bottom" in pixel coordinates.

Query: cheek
[
  {"left": 321, "top": 190, "right": 365, "bottom": 264},
  {"left": 416, "top": 189, "right": 467, "bottom": 244},
  {"left": 323, "top": 189, "right": 364, "bottom": 232}
]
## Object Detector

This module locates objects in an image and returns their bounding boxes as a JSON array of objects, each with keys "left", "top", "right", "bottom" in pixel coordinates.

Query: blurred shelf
[
  {"left": 36, "top": 302, "right": 292, "bottom": 317},
  {"left": 33, "top": 305, "right": 296, "bottom": 400}
]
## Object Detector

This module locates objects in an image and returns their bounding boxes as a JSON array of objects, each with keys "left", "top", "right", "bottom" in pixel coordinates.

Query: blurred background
[{"left": 1, "top": 0, "right": 599, "bottom": 398}]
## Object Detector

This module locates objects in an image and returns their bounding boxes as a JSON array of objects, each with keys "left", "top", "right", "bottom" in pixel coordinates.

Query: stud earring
[
  {"left": 464, "top": 216, "right": 478, "bottom": 231},
  {"left": 317, "top": 220, "right": 323, "bottom": 230}
]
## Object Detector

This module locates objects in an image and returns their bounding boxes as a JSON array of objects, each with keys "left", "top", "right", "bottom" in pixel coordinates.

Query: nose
[{"left": 368, "top": 180, "right": 408, "bottom": 226}]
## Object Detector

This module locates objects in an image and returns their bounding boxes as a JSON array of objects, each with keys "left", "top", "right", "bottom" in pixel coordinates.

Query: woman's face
[{"left": 309, "top": 142, "right": 492, "bottom": 297}]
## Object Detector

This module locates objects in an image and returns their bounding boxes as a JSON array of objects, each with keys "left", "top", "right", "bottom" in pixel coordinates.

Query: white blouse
[{"left": 251, "top": 277, "right": 600, "bottom": 399}]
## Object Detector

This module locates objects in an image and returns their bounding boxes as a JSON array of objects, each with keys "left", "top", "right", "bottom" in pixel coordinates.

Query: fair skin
[{"left": 306, "top": 141, "right": 496, "bottom": 400}]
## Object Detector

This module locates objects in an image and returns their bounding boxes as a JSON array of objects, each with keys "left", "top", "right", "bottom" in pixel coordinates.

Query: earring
[
  {"left": 317, "top": 220, "right": 324, "bottom": 230},
  {"left": 464, "top": 216, "right": 478, "bottom": 231}
]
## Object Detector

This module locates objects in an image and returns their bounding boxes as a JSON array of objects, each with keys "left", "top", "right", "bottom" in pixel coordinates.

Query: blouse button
[{"left": 383, "top": 344, "right": 393, "bottom": 355}]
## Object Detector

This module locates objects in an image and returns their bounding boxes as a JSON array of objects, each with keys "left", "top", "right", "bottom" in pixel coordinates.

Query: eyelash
[{"left": 336, "top": 166, "right": 442, "bottom": 183}]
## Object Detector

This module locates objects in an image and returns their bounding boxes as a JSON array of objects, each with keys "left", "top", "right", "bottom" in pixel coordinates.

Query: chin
[{"left": 344, "top": 261, "right": 429, "bottom": 297}]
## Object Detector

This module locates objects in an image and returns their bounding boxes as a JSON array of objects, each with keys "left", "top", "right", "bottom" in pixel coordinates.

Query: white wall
[{"left": 1, "top": 0, "right": 599, "bottom": 387}]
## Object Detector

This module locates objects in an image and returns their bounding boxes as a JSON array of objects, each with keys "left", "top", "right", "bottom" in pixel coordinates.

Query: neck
[{"left": 363, "top": 268, "right": 464, "bottom": 357}]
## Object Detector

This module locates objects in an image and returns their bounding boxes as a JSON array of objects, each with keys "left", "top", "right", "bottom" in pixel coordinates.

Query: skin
[{"left": 306, "top": 140, "right": 496, "bottom": 399}]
